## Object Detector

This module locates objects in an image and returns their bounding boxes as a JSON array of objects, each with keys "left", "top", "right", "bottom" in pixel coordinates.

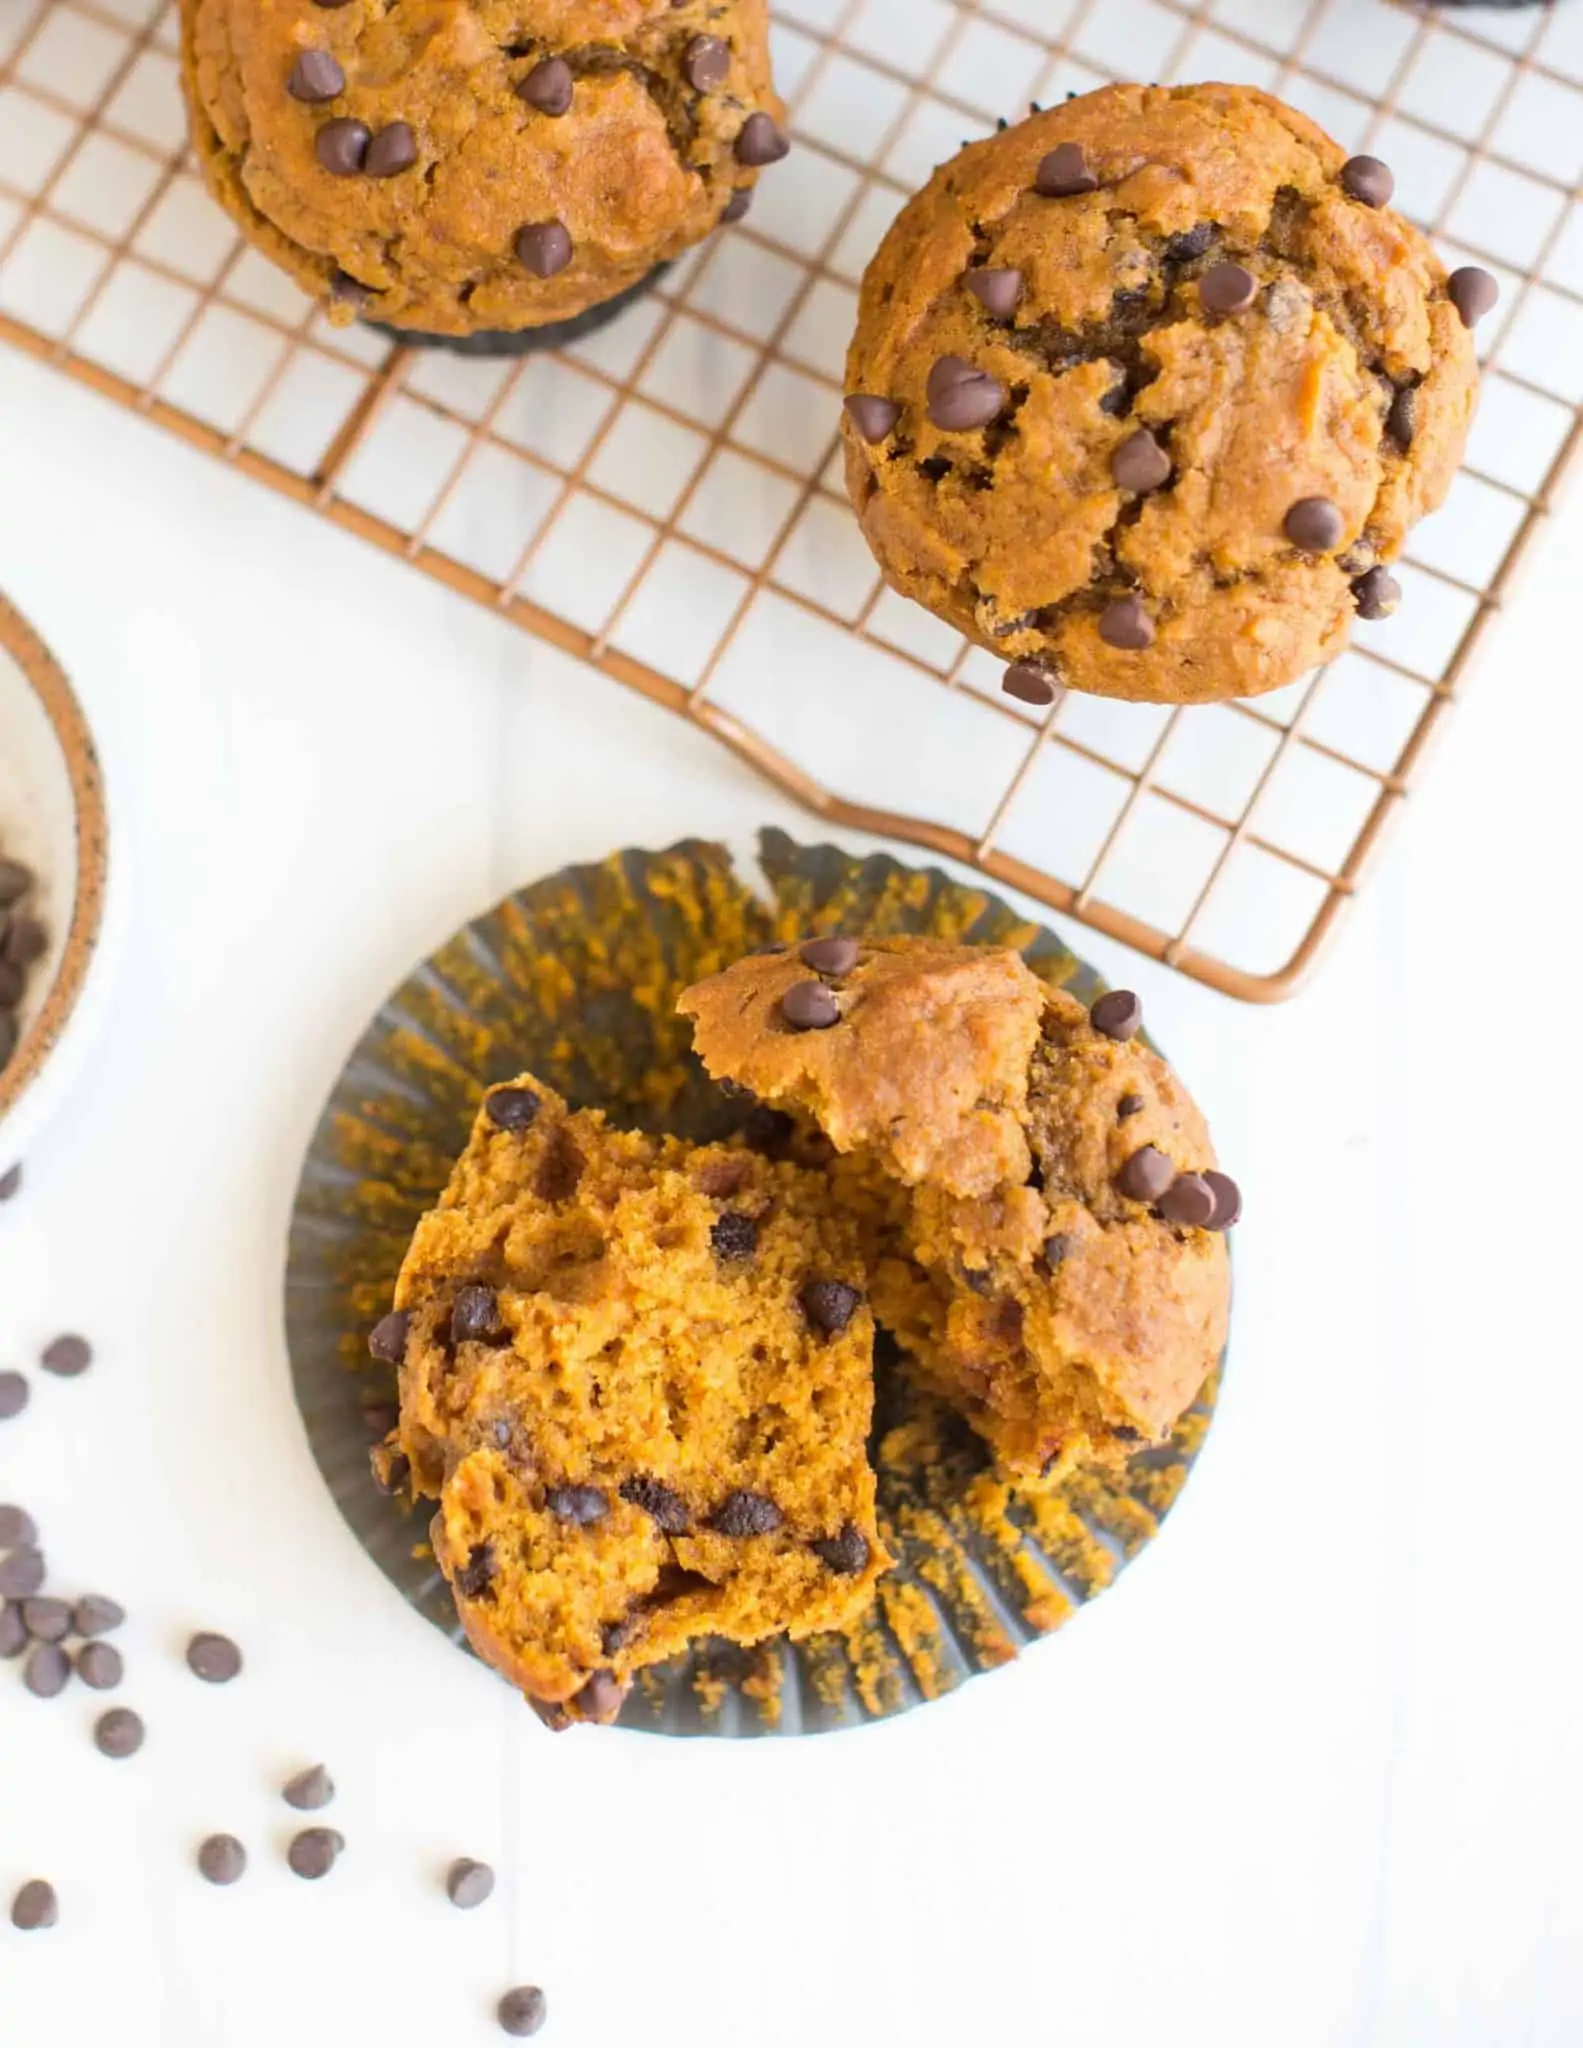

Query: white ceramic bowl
[{"left": 0, "top": 592, "right": 109, "bottom": 1171}]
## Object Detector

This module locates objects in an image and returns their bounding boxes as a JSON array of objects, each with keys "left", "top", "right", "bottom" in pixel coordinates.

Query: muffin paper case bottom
[
  {"left": 284, "top": 832, "right": 1225, "bottom": 1736},
  {"left": 362, "top": 267, "right": 668, "bottom": 359}
]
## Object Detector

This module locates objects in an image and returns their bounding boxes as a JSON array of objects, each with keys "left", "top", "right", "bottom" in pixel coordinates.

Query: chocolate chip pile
[{"left": 0, "top": 851, "right": 49, "bottom": 1080}]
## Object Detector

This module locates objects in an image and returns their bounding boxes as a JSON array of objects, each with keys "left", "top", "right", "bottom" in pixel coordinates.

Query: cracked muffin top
[
  {"left": 842, "top": 83, "right": 1490, "bottom": 706},
  {"left": 181, "top": 0, "right": 785, "bottom": 336}
]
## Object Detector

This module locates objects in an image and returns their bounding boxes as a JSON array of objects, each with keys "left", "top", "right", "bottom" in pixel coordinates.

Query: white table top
[{"left": 1, "top": 340, "right": 1580, "bottom": 2048}]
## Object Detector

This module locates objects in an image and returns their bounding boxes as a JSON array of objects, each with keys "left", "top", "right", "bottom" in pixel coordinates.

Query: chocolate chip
[
  {"left": 485, "top": 1086, "right": 540, "bottom": 1132},
  {"left": 799, "top": 936, "right": 859, "bottom": 976},
  {"left": 11, "top": 1879, "right": 57, "bottom": 1930},
  {"left": 287, "top": 50, "right": 344, "bottom": 102},
  {"left": 1119, "top": 1145, "right": 1175, "bottom": 1203},
  {"left": 73, "top": 1595, "right": 124, "bottom": 1636},
  {"left": 315, "top": 117, "right": 370, "bottom": 176},
  {"left": 25, "top": 1641, "right": 70, "bottom": 1697},
  {"left": 371, "top": 1445, "right": 410, "bottom": 1495},
  {"left": 1341, "top": 155, "right": 1394, "bottom": 208},
  {"left": 94, "top": 1707, "right": 144, "bottom": 1758},
  {"left": 965, "top": 267, "right": 1024, "bottom": 318},
  {"left": 800, "top": 1278, "right": 861, "bottom": 1336},
  {"left": 287, "top": 1827, "right": 344, "bottom": 1879},
  {"left": 710, "top": 1212, "right": 758, "bottom": 1261},
  {"left": 546, "top": 1485, "right": 607, "bottom": 1526},
  {"left": 40, "top": 1333, "right": 91, "bottom": 1377},
  {"left": 498, "top": 1986, "right": 549, "bottom": 2037},
  {"left": 1448, "top": 266, "right": 1498, "bottom": 329},
  {"left": 77, "top": 1641, "right": 123, "bottom": 1690},
  {"left": 1353, "top": 566, "right": 1401, "bottom": 620},
  {"left": 527, "top": 1696, "right": 571, "bottom": 1732},
  {"left": 0, "top": 1164, "right": 21, "bottom": 1201},
  {"left": 1386, "top": 385, "right": 1417, "bottom": 452},
  {"left": 0, "top": 858, "right": 31, "bottom": 905},
  {"left": 283, "top": 1764, "right": 335, "bottom": 1810},
  {"left": 721, "top": 188, "right": 752, "bottom": 223},
  {"left": 186, "top": 1631, "right": 243, "bottom": 1683},
  {"left": 1035, "top": 142, "right": 1097, "bottom": 197},
  {"left": 0, "top": 1545, "right": 45, "bottom": 1596},
  {"left": 0, "top": 1504, "right": 36, "bottom": 1546},
  {"left": 1089, "top": 989, "right": 1142, "bottom": 1041},
  {"left": 197, "top": 1834, "right": 247, "bottom": 1885},
  {"left": 1112, "top": 428, "right": 1171, "bottom": 493},
  {"left": 328, "top": 267, "right": 370, "bottom": 310},
  {"left": 1003, "top": 661, "right": 1061, "bottom": 707},
  {"left": 812, "top": 1524, "right": 870, "bottom": 1575},
  {"left": 1165, "top": 223, "right": 1215, "bottom": 262},
  {"left": 1200, "top": 262, "right": 1257, "bottom": 315},
  {"left": 781, "top": 980, "right": 840, "bottom": 1031},
  {"left": 1284, "top": 497, "right": 1345, "bottom": 552},
  {"left": 620, "top": 1475, "right": 690, "bottom": 1534},
  {"left": 575, "top": 1668, "right": 624, "bottom": 1719},
  {"left": 0, "top": 1605, "right": 26, "bottom": 1658},
  {"left": 1203, "top": 1170, "right": 1242, "bottom": 1231},
  {"left": 735, "top": 111, "right": 789, "bottom": 165},
  {"left": 1117, "top": 1092, "right": 1145, "bottom": 1120},
  {"left": 1158, "top": 1172, "right": 1218, "bottom": 1227},
  {"left": 3, "top": 916, "right": 46, "bottom": 966},
  {"left": 711, "top": 1490, "right": 783, "bottom": 1537},
  {"left": 455, "top": 1542, "right": 495, "bottom": 1599},
  {"left": 534, "top": 1127, "right": 584, "bottom": 1203},
  {"left": 447, "top": 1857, "right": 496, "bottom": 1908},
  {"left": 451, "top": 1283, "right": 503, "bottom": 1343},
  {"left": 21, "top": 1596, "right": 70, "bottom": 1642},
  {"left": 926, "top": 354, "right": 1007, "bottom": 433},
  {"left": 685, "top": 34, "right": 731, "bottom": 89},
  {"left": 1042, "top": 1233, "right": 1074, "bottom": 1273},
  {"left": 517, "top": 56, "right": 573, "bottom": 115},
  {"left": 366, "top": 121, "right": 417, "bottom": 176},
  {"left": 600, "top": 1618, "right": 631, "bottom": 1657},
  {"left": 515, "top": 220, "right": 573, "bottom": 277},
  {"left": 1098, "top": 596, "right": 1155, "bottom": 651},
  {"left": 844, "top": 394, "right": 899, "bottom": 443}
]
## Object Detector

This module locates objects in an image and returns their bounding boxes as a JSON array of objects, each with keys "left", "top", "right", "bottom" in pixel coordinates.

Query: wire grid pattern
[{"left": 2, "top": 0, "right": 1579, "bottom": 999}]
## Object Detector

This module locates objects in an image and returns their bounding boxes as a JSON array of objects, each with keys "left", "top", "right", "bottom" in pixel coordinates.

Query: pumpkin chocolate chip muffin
[
  {"left": 180, "top": 0, "right": 787, "bottom": 341},
  {"left": 373, "top": 1078, "right": 887, "bottom": 1725},
  {"left": 842, "top": 82, "right": 1493, "bottom": 706}
]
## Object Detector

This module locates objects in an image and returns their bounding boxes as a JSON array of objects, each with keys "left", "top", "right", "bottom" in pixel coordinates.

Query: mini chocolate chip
[
  {"left": 25, "top": 1641, "right": 70, "bottom": 1697},
  {"left": 685, "top": 34, "right": 731, "bottom": 89},
  {"left": 575, "top": 1669, "right": 624, "bottom": 1720},
  {"left": 1112, "top": 428, "right": 1171, "bottom": 493},
  {"left": 0, "top": 858, "right": 31, "bottom": 905},
  {"left": 546, "top": 1485, "right": 608, "bottom": 1526},
  {"left": 801, "top": 1279, "right": 862, "bottom": 1336},
  {"left": 287, "top": 50, "right": 344, "bottom": 102},
  {"left": 455, "top": 1542, "right": 495, "bottom": 1599},
  {"left": 712, "top": 1490, "right": 783, "bottom": 1537},
  {"left": 1448, "top": 266, "right": 1498, "bottom": 330},
  {"left": 0, "top": 1545, "right": 45, "bottom": 1597},
  {"left": 485, "top": 1086, "right": 540, "bottom": 1132},
  {"left": 1117, "top": 1092, "right": 1145, "bottom": 1120},
  {"left": 1341, "top": 154, "right": 1394, "bottom": 208},
  {"left": 735, "top": 112, "right": 789, "bottom": 165},
  {"left": 1003, "top": 661, "right": 1061, "bottom": 707},
  {"left": 73, "top": 1595, "right": 125, "bottom": 1637},
  {"left": 451, "top": 1283, "right": 503, "bottom": 1344},
  {"left": 11, "top": 1879, "right": 57, "bottom": 1930},
  {"left": 844, "top": 393, "right": 899, "bottom": 443},
  {"left": 3, "top": 916, "right": 47, "bottom": 966},
  {"left": 0, "top": 1606, "right": 27, "bottom": 1658},
  {"left": 21, "top": 1596, "right": 71, "bottom": 1642},
  {"left": 710, "top": 1212, "right": 758, "bottom": 1261},
  {"left": 925, "top": 354, "right": 1007, "bottom": 433},
  {"left": 0, "top": 1504, "right": 37, "bottom": 1546},
  {"left": 1035, "top": 141, "right": 1097, "bottom": 197},
  {"left": 198, "top": 1835, "right": 247, "bottom": 1885},
  {"left": 1043, "top": 1233, "right": 1074, "bottom": 1273},
  {"left": 1098, "top": 596, "right": 1155, "bottom": 651},
  {"left": 799, "top": 936, "right": 859, "bottom": 977},
  {"left": 1204, "top": 1170, "right": 1243, "bottom": 1231},
  {"left": 186, "top": 1631, "right": 243, "bottom": 1683},
  {"left": 965, "top": 267, "right": 1023, "bottom": 318},
  {"left": 1285, "top": 497, "right": 1345, "bottom": 552},
  {"left": 40, "top": 1333, "right": 91, "bottom": 1377},
  {"left": 315, "top": 117, "right": 370, "bottom": 176},
  {"left": 447, "top": 1856, "right": 496, "bottom": 1908},
  {"left": 365, "top": 121, "right": 417, "bottom": 177},
  {"left": 287, "top": 1827, "right": 344, "bottom": 1879},
  {"left": 77, "top": 1641, "right": 123, "bottom": 1690},
  {"left": 1200, "top": 262, "right": 1257, "bottom": 315},
  {"left": 517, "top": 55, "right": 573, "bottom": 115},
  {"left": 515, "top": 220, "right": 573, "bottom": 277},
  {"left": 620, "top": 1475, "right": 690, "bottom": 1534},
  {"left": 284, "top": 1764, "right": 335, "bottom": 1810},
  {"left": 812, "top": 1524, "right": 869, "bottom": 1576},
  {"left": 0, "top": 1371, "right": 27, "bottom": 1421},
  {"left": 1158, "top": 1172, "right": 1218, "bottom": 1227},
  {"left": 1119, "top": 1145, "right": 1175, "bottom": 1204},
  {"left": 781, "top": 980, "right": 840, "bottom": 1031},
  {"left": 721, "top": 188, "right": 752, "bottom": 223},
  {"left": 0, "top": 1164, "right": 21, "bottom": 1200},
  {"left": 94, "top": 1707, "right": 144, "bottom": 1758},
  {"left": 498, "top": 1986, "right": 549, "bottom": 2037},
  {"left": 1386, "top": 385, "right": 1417, "bottom": 451},
  {"left": 1165, "top": 223, "right": 1215, "bottom": 262},
  {"left": 1090, "top": 989, "right": 1142, "bottom": 1041},
  {"left": 1353, "top": 566, "right": 1401, "bottom": 620}
]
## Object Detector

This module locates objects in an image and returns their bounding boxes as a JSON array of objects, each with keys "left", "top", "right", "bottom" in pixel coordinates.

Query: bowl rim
[{"left": 0, "top": 590, "right": 108, "bottom": 1127}]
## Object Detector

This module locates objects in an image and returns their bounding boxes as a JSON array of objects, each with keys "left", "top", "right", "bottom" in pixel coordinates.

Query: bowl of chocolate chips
[{"left": 0, "top": 592, "right": 109, "bottom": 1171}]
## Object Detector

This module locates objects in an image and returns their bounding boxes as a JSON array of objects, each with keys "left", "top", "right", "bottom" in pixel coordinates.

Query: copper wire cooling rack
[{"left": 3, "top": 1, "right": 1581, "bottom": 1000}]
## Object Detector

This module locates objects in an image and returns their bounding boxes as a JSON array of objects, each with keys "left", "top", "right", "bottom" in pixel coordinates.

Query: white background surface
[{"left": 0, "top": 337, "right": 1580, "bottom": 2047}]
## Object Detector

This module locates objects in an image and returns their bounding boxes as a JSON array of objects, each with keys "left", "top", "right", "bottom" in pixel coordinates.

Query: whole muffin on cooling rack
[
  {"left": 180, "top": 0, "right": 787, "bottom": 340},
  {"left": 841, "top": 82, "right": 1497, "bottom": 707}
]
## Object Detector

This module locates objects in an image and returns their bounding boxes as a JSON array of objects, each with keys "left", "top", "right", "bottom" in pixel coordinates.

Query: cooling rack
[{"left": 2, "top": 0, "right": 1579, "bottom": 999}]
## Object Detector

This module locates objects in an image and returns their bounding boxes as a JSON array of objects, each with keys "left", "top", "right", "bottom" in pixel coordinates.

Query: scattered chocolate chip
[
  {"left": 371, "top": 1445, "right": 410, "bottom": 1496},
  {"left": 712, "top": 1490, "right": 783, "bottom": 1537},
  {"left": 451, "top": 1283, "right": 503, "bottom": 1344},
  {"left": 315, "top": 116, "right": 370, "bottom": 176},
  {"left": 0, "top": 1605, "right": 26, "bottom": 1658},
  {"left": 1284, "top": 496, "right": 1345, "bottom": 552},
  {"left": 11, "top": 1879, "right": 57, "bottom": 1930},
  {"left": 534, "top": 1127, "right": 584, "bottom": 1203},
  {"left": 844, "top": 393, "right": 899, "bottom": 443},
  {"left": 20, "top": 1596, "right": 70, "bottom": 1642},
  {"left": 1341, "top": 154, "right": 1394, "bottom": 208},
  {"left": 365, "top": 121, "right": 417, "bottom": 177},
  {"left": 925, "top": 354, "right": 1007, "bottom": 433},
  {"left": 1112, "top": 428, "right": 1171, "bottom": 493},
  {"left": 455, "top": 1542, "right": 495, "bottom": 1599},
  {"left": 40, "top": 1333, "right": 91, "bottom": 1377},
  {"left": 198, "top": 1835, "right": 247, "bottom": 1886},
  {"left": 799, "top": 936, "right": 859, "bottom": 977},
  {"left": 73, "top": 1594, "right": 124, "bottom": 1637},
  {"left": 710, "top": 1212, "right": 758, "bottom": 1261},
  {"left": 1200, "top": 262, "right": 1258, "bottom": 315},
  {"left": 1003, "top": 661, "right": 1060, "bottom": 707},
  {"left": 0, "top": 858, "right": 31, "bottom": 905},
  {"left": 1165, "top": 223, "right": 1215, "bottom": 262},
  {"left": 287, "top": 1827, "right": 344, "bottom": 1879},
  {"left": 76, "top": 1641, "right": 123, "bottom": 1690},
  {"left": 498, "top": 1986, "right": 548, "bottom": 2037},
  {"left": 517, "top": 55, "right": 573, "bottom": 115},
  {"left": 1448, "top": 266, "right": 1498, "bottom": 329},
  {"left": 1203, "top": 1170, "right": 1243, "bottom": 1231},
  {"left": 1386, "top": 385, "right": 1417, "bottom": 452},
  {"left": 94, "top": 1707, "right": 144, "bottom": 1758},
  {"left": 1098, "top": 596, "right": 1155, "bottom": 651},
  {"left": 0, "top": 1504, "right": 36, "bottom": 1546},
  {"left": 1119, "top": 1145, "right": 1175, "bottom": 1203},
  {"left": 721, "top": 188, "right": 752, "bottom": 223},
  {"left": 328, "top": 267, "right": 371, "bottom": 310},
  {"left": 812, "top": 1524, "right": 870, "bottom": 1576},
  {"left": 186, "top": 1632, "right": 243, "bottom": 1683},
  {"left": 1117, "top": 1092, "right": 1145, "bottom": 1120},
  {"left": 620, "top": 1476, "right": 690, "bottom": 1534},
  {"left": 485, "top": 1086, "right": 540, "bottom": 1132},
  {"left": 1353, "top": 566, "right": 1402, "bottom": 620},
  {"left": 1089, "top": 989, "right": 1142, "bottom": 1041},
  {"left": 287, "top": 50, "right": 344, "bottom": 102},
  {"left": 447, "top": 1856, "right": 496, "bottom": 1908},
  {"left": 1042, "top": 1233, "right": 1074, "bottom": 1273},
  {"left": 3, "top": 917, "right": 46, "bottom": 966},
  {"left": 735, "top": 111, "right": 789, "bottom": 165},
  {"left": 283, "top": 1764, "right": 335, "bottom": 1810},
  {"left": 0, "top": 1163, "right": 21, "bottom": 1201},
  {"left": 780, "top": 980, "right": 840, "bottom": 1031},
  {"left": 1158, "top": 1172, "right": 1218, "bottom": 1227},
  {"left": 965, "top": 267, "right": 1024, "bottom": 318},
  {"left": 546, "top": 1485, "right": 607, "bottom": 1526},
  {"left": 527, "top": 1696, "right": 571, "bottom": 1733},
  {"left": 24, "top": 1641, "right": 70, "bottom": 1697},
  {"left": 685, "top": 34, "right": 731, "bottom": 89},
  {"left": 1035, "top": 141, "right": 1097, "bottom": 197},
  {"left": 515, "top": 220, "right": 573, "bottom": 277},
  {"left": 575, "top": 1669, "right": 624, "bottom": 1719},
  {"left": 0, "top": 1545, "right": 45, "bottom": 1597},
  {"left": 800, "top": 1278, "right": 861, "bottom": 1337}
]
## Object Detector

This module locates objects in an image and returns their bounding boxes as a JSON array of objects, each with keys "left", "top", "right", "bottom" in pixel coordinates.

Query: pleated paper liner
[{"left": 284, "top": 831, "right": 1224, "bottom": 1736}]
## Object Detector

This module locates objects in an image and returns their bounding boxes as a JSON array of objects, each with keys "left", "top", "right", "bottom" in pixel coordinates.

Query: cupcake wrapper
[
  {"left": 362, "top": 267, "right": 667, "bottom": 358},
  {"left": 284, "top": 830, "right": 1226, "bottom": 1736}
]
